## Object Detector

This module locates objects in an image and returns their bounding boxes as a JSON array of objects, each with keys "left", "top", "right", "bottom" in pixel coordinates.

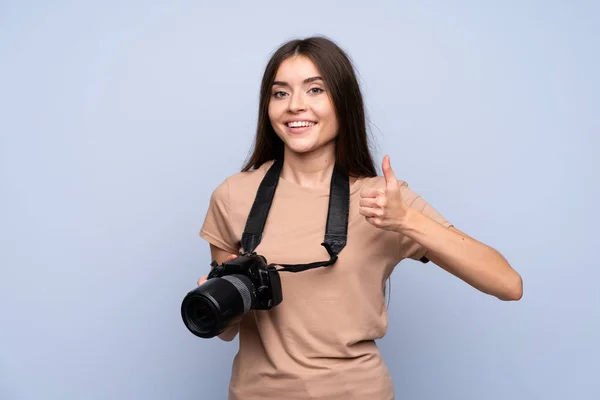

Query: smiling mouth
[{"left": 285, "top": 121, "right": 317, "bottom": 128}]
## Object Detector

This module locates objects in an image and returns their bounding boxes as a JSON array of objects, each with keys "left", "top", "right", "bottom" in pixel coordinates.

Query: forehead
[{"left": 274, "top": 55, "right": 322, "bottom": 82}]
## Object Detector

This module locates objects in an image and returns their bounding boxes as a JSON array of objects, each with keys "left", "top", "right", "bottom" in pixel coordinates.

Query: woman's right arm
[{"left": 197, "top": 243, "right": 241, "bottom": 342}]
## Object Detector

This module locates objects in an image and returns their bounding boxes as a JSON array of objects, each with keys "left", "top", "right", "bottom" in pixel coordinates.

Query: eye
[
  {"left": 308, "top": 87, "right": 324, "bottom": 94},
  {"left": 272, "top": 91, "right": 288, "bottom": 98}
]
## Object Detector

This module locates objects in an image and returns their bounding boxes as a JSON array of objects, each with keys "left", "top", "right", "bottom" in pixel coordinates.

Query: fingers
[
  {"left": 359, "top": 206, "right": 382, "bottom": 218},
  {"left": 360, "top": 187, "right": 384, "bottom": 198},
  {"left": 198, "top": 253, "right": 237, "bottom": 286},
  {"left": 359, "top": 197, "right": 380, "bottom": 208},
  {"left": 197, "top": 275, "right": 208, "bottom": 286},
  {"left": 225, "top": 254, "right": 238, "bottom": 262},
  {"left": 359, "top": 184, "right": 386, "bottom": 218}
]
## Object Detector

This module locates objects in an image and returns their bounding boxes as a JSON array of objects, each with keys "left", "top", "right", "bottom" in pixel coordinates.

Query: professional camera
[
  {"left": 180, "top": 253, "right": 283, "bottom": 338},
  {"left": 181, "top": 159, "right": 349, "bottom": 340}
]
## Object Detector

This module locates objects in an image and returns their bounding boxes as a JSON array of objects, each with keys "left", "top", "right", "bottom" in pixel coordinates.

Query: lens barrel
[{"left": 181, "top": 274, "right": 256, "bottom": 338}]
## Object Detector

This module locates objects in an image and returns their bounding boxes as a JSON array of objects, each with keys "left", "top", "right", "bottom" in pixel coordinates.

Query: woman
[{"left": 197, "top": 36, "right": 522, "bottom": 400}]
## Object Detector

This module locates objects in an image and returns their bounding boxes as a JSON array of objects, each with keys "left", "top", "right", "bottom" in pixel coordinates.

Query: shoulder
[{"left": 210, "top": 160, "right": 276, "bottom": 202}]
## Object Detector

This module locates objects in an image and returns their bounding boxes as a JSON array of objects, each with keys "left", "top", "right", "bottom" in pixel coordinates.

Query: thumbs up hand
[{"left": 359, "top": 155, "right": 410, "bottom": 232}]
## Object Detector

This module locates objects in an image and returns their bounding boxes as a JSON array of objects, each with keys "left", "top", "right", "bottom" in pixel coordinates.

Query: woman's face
[{"left": 268, "top": 55, "right": 339, "bottom": 155}]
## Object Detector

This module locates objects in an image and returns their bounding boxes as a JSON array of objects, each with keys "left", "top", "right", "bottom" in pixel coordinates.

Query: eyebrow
[{"left": 272, "top": 76, "right": 323, "bottom": 87}]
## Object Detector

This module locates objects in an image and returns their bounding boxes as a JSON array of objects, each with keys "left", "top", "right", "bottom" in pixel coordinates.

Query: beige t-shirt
[{"left": 200, "top": 160, "right": 452, "bottom": 400}]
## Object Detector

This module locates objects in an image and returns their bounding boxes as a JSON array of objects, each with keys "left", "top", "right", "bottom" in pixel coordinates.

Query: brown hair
[{"left": 241, "top": 36, "right": 377, "bottom": 178}]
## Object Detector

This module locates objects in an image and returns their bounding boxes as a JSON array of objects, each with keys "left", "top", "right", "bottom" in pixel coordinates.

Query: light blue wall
[{"left": 1, "top": 1, "right": 598, "bottom": 399}]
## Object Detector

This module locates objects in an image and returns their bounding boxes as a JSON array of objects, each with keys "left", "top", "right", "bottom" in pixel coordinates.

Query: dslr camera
[
  {"left": 180, "top": 159, "right": 349, "bottom": 340},
  {"left": 180, "top": 253, "right": 283, "bottom": 338}
]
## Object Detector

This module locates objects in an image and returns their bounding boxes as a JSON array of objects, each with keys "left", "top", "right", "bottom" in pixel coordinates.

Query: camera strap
[{"left": 240, "top": 159, "right": 349, "bottom": 273}]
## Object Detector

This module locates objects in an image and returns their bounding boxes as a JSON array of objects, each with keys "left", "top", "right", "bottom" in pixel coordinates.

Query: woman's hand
[
  {"left": 359, "top": 155, "right": 409, "bottom": 232},
  {"left": 197, "top": 253, "right": 238, "bottom": 286}
]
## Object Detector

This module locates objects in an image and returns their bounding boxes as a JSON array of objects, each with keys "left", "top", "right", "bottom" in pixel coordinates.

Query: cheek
[
  {"left": 268, "top": 98, "right": 286, "bottom": 117},
  {"left": 268, "top": 105, "right": 286, "bottom": 140},
  {"left": 315, "top": 104, "right": 338, "bottom": 136},
  {"left": 267, "top": 103, "right": 276, "bottom": 123},
  {"left": 313, "top": 100, "right": 336, "bottom": 123},
  {"left": 268, "top": 105, "right": 282, "bottom": 132}
]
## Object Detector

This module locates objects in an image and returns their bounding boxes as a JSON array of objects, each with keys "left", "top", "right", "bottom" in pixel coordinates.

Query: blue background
[{"left": 1, "top": 1, "right": 598, "bottom": 399}]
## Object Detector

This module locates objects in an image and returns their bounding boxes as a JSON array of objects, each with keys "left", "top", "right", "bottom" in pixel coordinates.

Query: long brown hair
[{"left": 241, "top": 36, "right": 377, "bottom": 178}]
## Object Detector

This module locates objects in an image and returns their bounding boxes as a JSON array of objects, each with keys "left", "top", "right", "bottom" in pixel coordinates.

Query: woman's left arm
[
  {"left": 359, "top": 155, "right": 523, "bottom": 301},
  {"left": 399, "top": 209, "right": 523, "bottom": 301}
]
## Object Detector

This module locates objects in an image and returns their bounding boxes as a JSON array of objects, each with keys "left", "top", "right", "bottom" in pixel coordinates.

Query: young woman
[{"left": 197, "top": 36, "right": 522, "bottom": 400}]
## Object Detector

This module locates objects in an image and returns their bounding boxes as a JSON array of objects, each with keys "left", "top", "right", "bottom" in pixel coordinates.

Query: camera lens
[
  {"left": 181, "top": 274, "right": 256, "bottom": 338},
  {"left": 187, "top": 297, "right": 217, "bottom": 332}
]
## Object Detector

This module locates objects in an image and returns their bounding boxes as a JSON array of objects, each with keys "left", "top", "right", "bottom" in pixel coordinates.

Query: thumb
[{"left": 382, "top": 155, "right": 397, "bottom": 187}]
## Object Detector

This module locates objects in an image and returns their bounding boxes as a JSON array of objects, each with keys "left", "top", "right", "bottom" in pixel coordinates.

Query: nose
[{"left": 288, "top": 91, "right": 307, "bottom": 113}]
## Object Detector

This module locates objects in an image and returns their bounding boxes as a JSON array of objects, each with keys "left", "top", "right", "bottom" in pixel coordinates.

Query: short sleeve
[
  {"left": 397, "top": 181, "right": 453, "bottom": 262},
  {"left": 199, "top": 179, "right": 240, "bottom": 254}
]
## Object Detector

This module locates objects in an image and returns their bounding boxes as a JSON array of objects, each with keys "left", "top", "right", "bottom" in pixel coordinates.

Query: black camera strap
[{"left": 240, "top": 159, "right": 349, "bottom": 273}]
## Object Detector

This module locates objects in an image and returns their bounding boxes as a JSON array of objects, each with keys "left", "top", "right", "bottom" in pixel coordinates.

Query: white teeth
[{"left": 287, "top": 121, "right": 315, "bottom": 128}]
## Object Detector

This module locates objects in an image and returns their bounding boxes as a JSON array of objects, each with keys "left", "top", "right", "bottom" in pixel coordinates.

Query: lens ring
[
  {"left": 180, "top": 275, "right": 257, "bottom": 339},
  {"left": 185, "top": 296, "right": 217, "bottom": 333},
  {"left": 181, "top": 292, "right": 222, "bottom": 338}
]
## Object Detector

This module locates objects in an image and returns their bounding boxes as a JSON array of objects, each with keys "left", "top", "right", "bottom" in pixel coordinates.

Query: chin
[
  {"left": 286, "top": 144, "right": 318, "bottom": 154},
  {"left": 282, "top": 137, "right": 321, "bottom": 154}
]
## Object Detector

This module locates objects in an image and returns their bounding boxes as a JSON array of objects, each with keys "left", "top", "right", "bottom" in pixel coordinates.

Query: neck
[{"left": 280, "top": 143, "right": 336, "bottom": 189}]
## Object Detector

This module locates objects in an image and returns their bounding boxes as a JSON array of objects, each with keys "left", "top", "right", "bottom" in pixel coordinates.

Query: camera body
[{"left": 208, "top": 253, "right": 283, "bottom": 310}]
